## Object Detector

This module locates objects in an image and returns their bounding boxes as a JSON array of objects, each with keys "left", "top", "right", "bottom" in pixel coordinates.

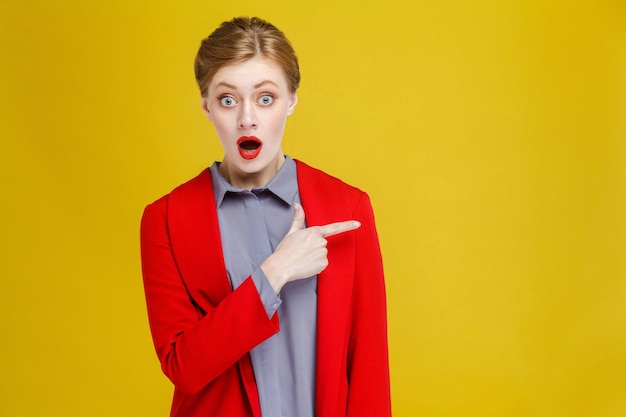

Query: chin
[{"left": 229, "top": 157, "right": 267, "bottom": 173}]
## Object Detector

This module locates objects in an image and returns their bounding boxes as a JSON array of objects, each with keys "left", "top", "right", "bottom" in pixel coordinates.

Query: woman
[{"left": 140, "top": 16, "right": 391, "bottom": 417}]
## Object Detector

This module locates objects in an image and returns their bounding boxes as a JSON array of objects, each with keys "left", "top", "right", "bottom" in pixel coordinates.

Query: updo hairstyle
[{"left": 194, "top": 16, "right": 301, "bottom": 96}]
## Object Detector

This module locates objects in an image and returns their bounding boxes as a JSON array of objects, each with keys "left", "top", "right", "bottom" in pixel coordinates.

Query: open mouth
[{"left": 237, "top": 136, "right": 263, "bottom": 160}]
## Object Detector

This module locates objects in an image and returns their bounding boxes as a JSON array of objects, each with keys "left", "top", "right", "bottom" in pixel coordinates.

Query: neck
[{"left": 219, "top": 154, "right": 286, "bottom": 190}]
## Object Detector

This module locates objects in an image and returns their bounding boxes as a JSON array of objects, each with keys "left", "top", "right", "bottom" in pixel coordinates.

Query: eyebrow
[
  {"left": 254, "top": 80, "right": 279, "bottom": 89},
  {"left": 214, "top": 80, "right": 280, "bottom": 90}
]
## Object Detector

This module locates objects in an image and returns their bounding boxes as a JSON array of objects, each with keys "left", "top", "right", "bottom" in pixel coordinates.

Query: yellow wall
[{"left": 1, "top": 1, "right": 624, "bottom": 416}]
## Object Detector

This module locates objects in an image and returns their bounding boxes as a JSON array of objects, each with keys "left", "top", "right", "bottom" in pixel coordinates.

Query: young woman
[{"left": 140, "top": 16, "right": 391, "bottom": 417}]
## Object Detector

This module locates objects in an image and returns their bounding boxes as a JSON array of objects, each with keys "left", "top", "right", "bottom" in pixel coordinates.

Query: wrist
[{"left": 260, "top": 255, "right": 288, "bottom": 294}]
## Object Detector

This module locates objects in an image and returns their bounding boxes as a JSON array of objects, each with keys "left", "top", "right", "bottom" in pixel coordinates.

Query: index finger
[{"left": 318, "top": 220, "right": 361, "bottom": 238}]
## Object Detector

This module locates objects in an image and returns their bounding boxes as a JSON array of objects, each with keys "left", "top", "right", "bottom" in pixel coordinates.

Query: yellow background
[{"left": 1, "top": 1, "right": 624, "bottom": 416}]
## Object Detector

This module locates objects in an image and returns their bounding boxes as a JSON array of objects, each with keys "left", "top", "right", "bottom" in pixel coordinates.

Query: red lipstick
[{"left": 237, "top": 136, "right": 263, "bottom": 160}]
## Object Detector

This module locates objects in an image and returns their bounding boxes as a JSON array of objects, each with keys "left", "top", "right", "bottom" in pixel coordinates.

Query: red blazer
[{"left": 140, "top": 160, "right": 391, "bottom": 417}]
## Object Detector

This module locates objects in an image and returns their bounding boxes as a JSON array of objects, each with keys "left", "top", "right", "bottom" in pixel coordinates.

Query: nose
[{"left": 238, "top": 101, "right": 258, "bottom": 129}]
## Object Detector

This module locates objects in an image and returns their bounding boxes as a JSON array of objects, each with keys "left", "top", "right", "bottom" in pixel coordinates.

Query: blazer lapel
[
  {"left": 168, "top": 169, "right": 233, "bottom": 312},
  {"left": 296, "top": 161, "right": 356, "bottom": 417}
]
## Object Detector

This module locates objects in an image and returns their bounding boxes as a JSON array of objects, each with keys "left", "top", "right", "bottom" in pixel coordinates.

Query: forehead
[{"left": 210, "top": 56, "right": 289, "bottom": 91}]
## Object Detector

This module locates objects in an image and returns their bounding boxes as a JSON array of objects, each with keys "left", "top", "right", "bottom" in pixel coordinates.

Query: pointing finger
[{"left": 318, "top": 220, "right": 361, "bottom": 238}]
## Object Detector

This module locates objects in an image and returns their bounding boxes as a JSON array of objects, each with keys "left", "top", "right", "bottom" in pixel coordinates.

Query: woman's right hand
[{"left": 260, "top": 203, "right": 360, "bottom": 294}]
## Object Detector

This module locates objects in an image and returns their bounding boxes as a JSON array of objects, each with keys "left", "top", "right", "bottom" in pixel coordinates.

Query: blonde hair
[{"left": 194, "top": 16, "right": 300, "bottom": 96}]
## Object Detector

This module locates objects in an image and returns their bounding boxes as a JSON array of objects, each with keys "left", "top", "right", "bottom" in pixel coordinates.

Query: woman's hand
[{"left": 261, "top": 203, "right": 360, "bottom": 294}]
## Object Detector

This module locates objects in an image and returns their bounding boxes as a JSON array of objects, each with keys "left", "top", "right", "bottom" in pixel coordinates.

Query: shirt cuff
[{"left": 251, "top": 268, "right": 282, "bottom": 319}]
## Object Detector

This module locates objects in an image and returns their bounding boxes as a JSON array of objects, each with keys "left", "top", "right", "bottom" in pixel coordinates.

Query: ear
[
  {"left": 201, "top": 97, "right": 213, "bottom": 121},
  {"left": 286, "top": 92, "right": 298, "bottom": 116}
]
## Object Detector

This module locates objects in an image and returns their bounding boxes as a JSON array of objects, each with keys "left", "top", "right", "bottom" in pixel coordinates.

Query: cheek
[
  {"left": 267, "top": 110, "right": 289, "bottom": 132},
  {"left": 210, "top": 113, "right": 233, "bottom": 133},
  {"left": 211, "top": 120, "right": 235, "bottom": 146}
]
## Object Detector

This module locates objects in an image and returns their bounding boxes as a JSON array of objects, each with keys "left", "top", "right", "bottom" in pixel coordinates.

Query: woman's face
[{"left": 202, "top": 56, "right": 298, "bottom": 189}]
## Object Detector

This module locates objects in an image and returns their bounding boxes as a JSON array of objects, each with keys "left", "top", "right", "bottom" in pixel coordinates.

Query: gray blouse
[{"left": 209, "top": 156, "right": 317, "bottom": 417}]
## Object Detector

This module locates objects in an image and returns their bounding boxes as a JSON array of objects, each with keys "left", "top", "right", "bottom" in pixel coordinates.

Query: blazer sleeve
[
  {"left": 140, "top": 197, "right": 280, "bottom": 394},
  {"left": 346, "top": 192, "right": 392, "bottom": 416}
]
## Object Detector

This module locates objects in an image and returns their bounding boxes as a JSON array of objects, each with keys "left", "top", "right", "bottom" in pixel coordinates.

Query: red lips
[{"left": 237, "top": 136, "right": 263, "bottom": 160}]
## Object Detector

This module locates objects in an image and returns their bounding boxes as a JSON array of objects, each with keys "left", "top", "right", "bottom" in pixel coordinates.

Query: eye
[
  {"left": 219, "top": 95, "right": 237, "bottom": 107},
  {"left": 258, "top": 94, "right": 274, "bottom": 105}
]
